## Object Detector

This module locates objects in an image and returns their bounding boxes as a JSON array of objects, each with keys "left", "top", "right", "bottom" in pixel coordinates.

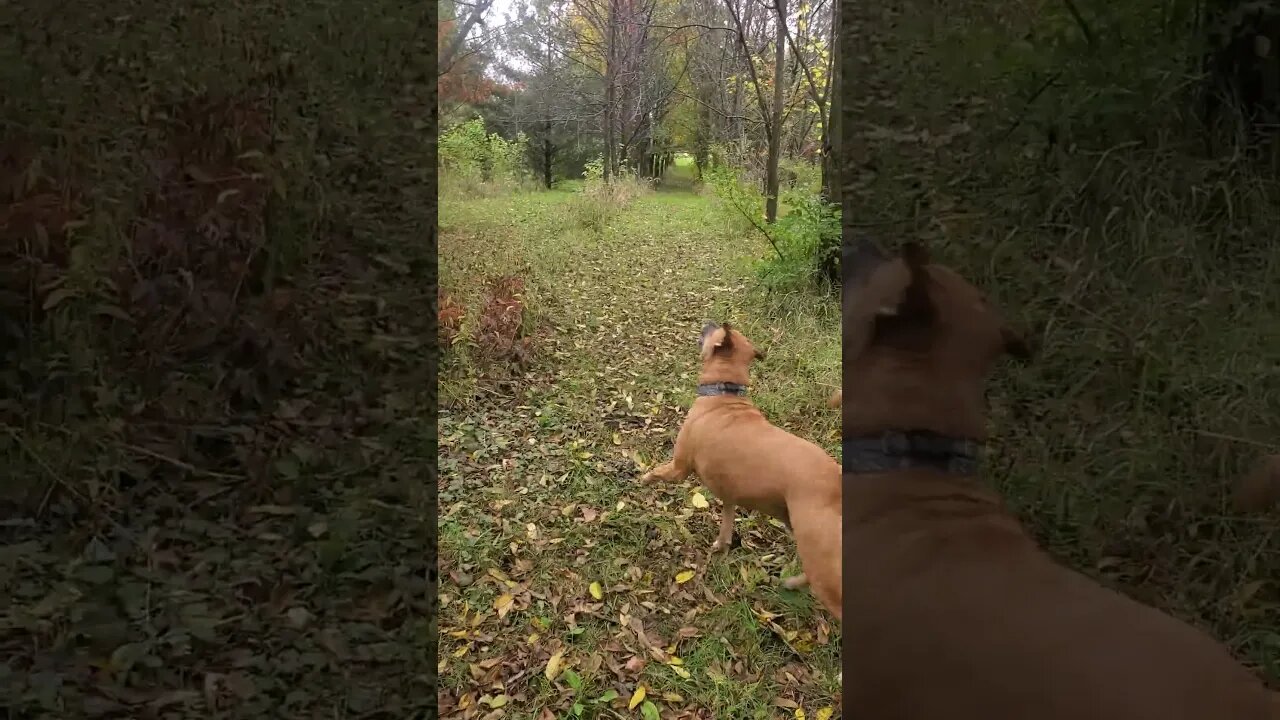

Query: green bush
[
  {"left": 701, "top": 160, "right": 763, "bottom": 237},
  {"left": 440, "top": 117, "right": 529, "bottom": 190},
  {"left": 755, "top": 188, "right": 840, "bottom": 292},
  {"left": 702, "top": 155, "right": 839, "bottom": 292}
]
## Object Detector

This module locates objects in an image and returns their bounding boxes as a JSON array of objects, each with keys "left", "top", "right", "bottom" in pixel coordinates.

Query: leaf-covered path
[{"left": 438, "top": 185, "right": 840, "bottom": 719}]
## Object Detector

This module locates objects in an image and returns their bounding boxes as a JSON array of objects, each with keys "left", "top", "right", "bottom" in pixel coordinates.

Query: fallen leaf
[
  {"left": 675, "top": 570, "right": 695, "bottom": 584},
  {"left": 545, "top": 650, "right": 565, "bottom": 681},
  {"left": 494, "top": 594, "right": 515, "bottom": 618},
  {"left": 690, "top": 492, "right": 709, "bottom": 509},
  {"left": 628, "top": 685, "right": 646, "bottom": 710},
  {"left": 589, "top": 582, "right": 604, "bottom": 600},
  {"left": 816, "top": 708, "right": 834, "bottom": 720},
  {"left": 641, "top": 700, "right": 660, "bottom": 720}
]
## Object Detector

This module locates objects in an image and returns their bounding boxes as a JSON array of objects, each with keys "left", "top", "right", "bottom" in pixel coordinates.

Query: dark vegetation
[
  {"left": 846, "top": 0, "right": 1280, "bottom": 679},
  {"left": 1, "top": 2, "right": 439, "bottom": 715}
]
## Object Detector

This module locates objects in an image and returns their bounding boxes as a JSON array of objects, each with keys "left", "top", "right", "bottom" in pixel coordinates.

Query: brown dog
[
  {"left": 641, "top": 322, "right": 841, "bottom": 619},
  {"left": 841, "top": 241, "right": 1279, "bottom": 718}
]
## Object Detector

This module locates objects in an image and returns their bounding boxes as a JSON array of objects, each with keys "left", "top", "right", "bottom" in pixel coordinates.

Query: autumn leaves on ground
[{"left": 437, "top": 176, "right": 840, "bottom": 719}]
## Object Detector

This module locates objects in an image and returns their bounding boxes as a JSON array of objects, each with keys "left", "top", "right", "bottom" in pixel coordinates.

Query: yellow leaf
[
  {"left": 667, "top": 655, "right": 683, "bottom": 665},
  {"left": 628, "top": 685, "right": 646, "bottom": 710},
  {"left": 816, "top": 708, "right": 834, "bottom": 720},
  {"left": 662, "top": 692, "right": 685, "bottom": 702},
  {"left": 489, "top": 694, "right": 509, "bottom": 708},
  {"left": 795, "top": 709, "right": 805, "bottom": 720},
  {"left": 589, "top": 582, "right": 604, "bottom": 600},
  {"left": 612, "top": 432, "right": 622, "bottom": 445},
  {"left": 544, "top": 650, "right": 565, "bottom": 681},
  {"left": 675, "top": 570, "right": 695, "bottom": 584},
  {"left": 494, "top": 593, "right": 515, "bottom": 618},
  {"left": 690, "top": 492, "right": 709, "bottom": 509},
  {"left": 671, "top": 665, "right": 691, "bottom": 679}
]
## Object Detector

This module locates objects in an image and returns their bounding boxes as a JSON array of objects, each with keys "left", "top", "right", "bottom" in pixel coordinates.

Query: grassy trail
[{"left": 438, "top": 180, "right": 840, "bottom": 719}]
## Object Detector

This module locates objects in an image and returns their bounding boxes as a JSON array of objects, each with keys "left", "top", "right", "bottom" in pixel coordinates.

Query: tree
[{"left": 765, "top": 0, "right": 786, "bottom": 222}]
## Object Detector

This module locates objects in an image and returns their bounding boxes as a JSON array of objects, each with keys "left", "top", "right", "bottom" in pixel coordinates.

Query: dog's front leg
[
  {"left": 640, "top": 431, "right": 693, "bottom": 483},
  {"left": 640, "top": 459, "right": 690, "bottom": 483},
  {"left": 710, "top": 503, "right": 736, "bottom": 552}
]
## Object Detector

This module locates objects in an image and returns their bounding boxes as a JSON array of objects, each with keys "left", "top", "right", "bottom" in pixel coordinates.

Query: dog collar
[
  {"left": 696, "top": 382, "right": 749, "bottom": 397},
  {"left": 843, "top": 431, "right": 982, "bottom": 475}
]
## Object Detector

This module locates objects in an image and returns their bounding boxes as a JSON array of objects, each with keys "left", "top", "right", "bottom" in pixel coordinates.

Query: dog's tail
[
  {"left": 826, "top": 389, "right": 842, "bottom": 409},
  {"left": 1233, "top": 454, "right": 1280, "bottom": 514}
]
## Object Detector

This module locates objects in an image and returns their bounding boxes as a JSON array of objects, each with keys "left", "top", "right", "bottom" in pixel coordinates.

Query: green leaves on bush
[{"left": 440, "top": 117, "right": 529, "bottom": 186}]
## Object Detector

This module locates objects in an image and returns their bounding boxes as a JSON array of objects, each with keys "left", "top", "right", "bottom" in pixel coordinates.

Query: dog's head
[
  {"left": 842, "top": 240, "right": 1031, "bottom": 436},
  {"left": 698, "top": 322, "right": 763, "bottom": 384}
]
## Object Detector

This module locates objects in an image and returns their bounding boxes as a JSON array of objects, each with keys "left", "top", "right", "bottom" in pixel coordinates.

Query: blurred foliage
[{"left": 0, "top": 0, "right": 439, "bottom": 715}]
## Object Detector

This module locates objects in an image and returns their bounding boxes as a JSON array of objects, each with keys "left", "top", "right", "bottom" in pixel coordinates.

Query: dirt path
[{"left": 438, "top": 185, "right": 840, "bottom": 719}]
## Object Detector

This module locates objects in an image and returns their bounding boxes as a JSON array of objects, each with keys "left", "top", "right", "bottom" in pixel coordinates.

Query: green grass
[{"left": 438, "top": 179, "right": 840, "bottom": 718}]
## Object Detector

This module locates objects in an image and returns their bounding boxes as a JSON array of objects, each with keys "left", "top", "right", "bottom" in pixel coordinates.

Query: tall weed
[{"left": 567, "top": 156, "right": 653, "bottom": 231}]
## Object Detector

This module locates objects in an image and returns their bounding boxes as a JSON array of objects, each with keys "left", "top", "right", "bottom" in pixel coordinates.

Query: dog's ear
[
  {"left": 843, "top": 238, "right": 890, "bottom": 289},
  {"left": 843, "top": 241, "right": 935, "bottom": 362},
  {"left": 700, "top": 325, "right": 733, "bottom": 362},
  {"left": 891, "top": 241, "right": 934, "bottom": 321}
]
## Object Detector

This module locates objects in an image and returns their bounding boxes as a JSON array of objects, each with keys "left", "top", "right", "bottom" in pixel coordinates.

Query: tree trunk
[
  {"left": 440, "top": 0, "right": 496, "bottom": 76},
  {"left": 764, "top": 0, "right": 786, "bottom": 223},
  {"left": 823, "top": 0, "right": 840, "bottom": 204},
  {"left": 543, "top": 119, "right": 554, "bottom": 189},
  {"left": 604, "top": 0, "right": 617, "bottom": 184},
  {"left": 840, "top": 0, "right": 864, "bottom": 252}
]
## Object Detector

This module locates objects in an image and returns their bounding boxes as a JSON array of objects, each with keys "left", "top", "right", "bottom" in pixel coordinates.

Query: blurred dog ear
[
  {"left": 844, "top": 241, "right": 935, "bottom": 362},
  {"left": 700, "top": 325, "right": 733, "bottom": 362},
  {"left": 844, "top": 237, "right": 890, "bottom": 289}
]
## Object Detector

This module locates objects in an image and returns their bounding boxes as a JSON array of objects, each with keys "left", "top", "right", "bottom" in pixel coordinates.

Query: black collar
[
  {"left": 696, "top": 381, "right": 749, "bottom": 397},
  {"left": 843, "top": 430, "right": 982, "bottom": 475}
]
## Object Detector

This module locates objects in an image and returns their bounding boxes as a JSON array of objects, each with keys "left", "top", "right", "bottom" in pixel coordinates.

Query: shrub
[
  {"left": 700, "top": 161, "right": 763, "bottom": 238},
  {"left": 473, "top": 275, "right": 532, "bottom": 367},
  {"left": 755, "top": 188, "right": 841, "bottom": 293},
  {"left": 567, "top": 155, "right": 652, "bottom": 231},
  {"left": 439, "top": 118, "right": 530, "bottom": 192}
]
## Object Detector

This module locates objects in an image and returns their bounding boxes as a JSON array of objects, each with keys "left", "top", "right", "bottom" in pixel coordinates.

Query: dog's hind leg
[{"left": 710, "top": 503, "right": 737, "bottom": 552}]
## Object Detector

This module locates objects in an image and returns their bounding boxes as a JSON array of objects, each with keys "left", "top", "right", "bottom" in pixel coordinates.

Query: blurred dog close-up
[{"left": 840, "top": 240, "right": 1279, "bottom": 719}]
